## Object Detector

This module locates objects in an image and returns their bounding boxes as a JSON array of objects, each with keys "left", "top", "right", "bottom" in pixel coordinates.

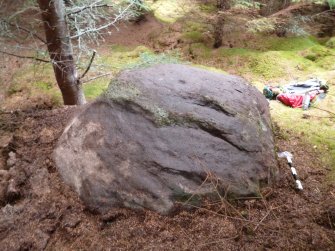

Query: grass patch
[
  {"left": 199, "top": 3, "right": 217, "bottom": 13},
  {"left": 96, "top": 45, "right": 152, "bottom": 74},
  {"left": 262, "top": 37, "right": 318, "bottom": 51},
  {"left": 217, "top": 48, "right": 320, "bottom": 80},
  {"left": 33, "top": 81, "right": 53, "bottom": 91},
  {"left": 183, "top": 31, "right": 204, "bottom": 43},
  {"left": 189, "top": 43, "right": 212, "bottom": 58},
  {"left": 83, "top": 78, "right": 110, "bottom": 101},
  {"left": 98, "top": 44, "right": 180, "bottom": 72}
]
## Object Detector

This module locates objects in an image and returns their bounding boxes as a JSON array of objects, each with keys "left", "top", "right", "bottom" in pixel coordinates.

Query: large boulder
[{"left": 54, "top": 64, "right": 277, "bottom": 215}]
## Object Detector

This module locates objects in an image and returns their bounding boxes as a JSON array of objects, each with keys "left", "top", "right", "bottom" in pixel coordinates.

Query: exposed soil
[
  {"left": 0, "top": 107, "right": 334, "bottom": 250},
  {"left": 102, "top": 15, "right": 164, "bottom": 47}
]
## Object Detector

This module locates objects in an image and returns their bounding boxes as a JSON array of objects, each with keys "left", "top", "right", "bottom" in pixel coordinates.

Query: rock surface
[{"left": 54, "top": 64, "right": 277, "bottom": 214}]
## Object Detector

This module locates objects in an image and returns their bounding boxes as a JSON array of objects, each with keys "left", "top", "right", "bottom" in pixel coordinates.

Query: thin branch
[
  {"left": 0, "top": 50, "right": 49, "bottom": 63},
  {"left": 8, "top": 6, "right": 40, "bottom": 20},
  {"left": 3, "top": 20, "right": 46, "bottom": 44},
  {"left": 70, "top": 1, "right": 135, "bottom": 39},
  {"left": 253, "top": 210, "right": 271, "bottom": 232},
  {"left": 80, "top": 50, "right": 96, "bottom": 79},
  {"left": 67, "top": 1, "right": 113, "bottom": 16},
  {"left": 82, "top": 73, "right": 111, "bottom": 84},
  {"left": 69, "top": 4, "right": 111, "bottom": 15}
]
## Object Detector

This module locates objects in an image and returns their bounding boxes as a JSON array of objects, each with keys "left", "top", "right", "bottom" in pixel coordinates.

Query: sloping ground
[{"left": 0, "top": 108, "right": 334, "bottom": 250}]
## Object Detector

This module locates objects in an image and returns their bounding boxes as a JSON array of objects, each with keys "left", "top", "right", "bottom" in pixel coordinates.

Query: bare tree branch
[
  {"left": 3, "top": 20, "right": 46, "bottom": 44},
  {"left": 82, "top": 73, "right": 111, "bottom": 84},
  {"left": 80, "top": 50, "right": 96, "bottom": 79},
  {"left": 8, "top": 6, "right": 40, "bottom": 20},
  {"left": 67, "top": 0, "right": 112, "bottom": 16},
  {"left": 70, "top": 1, "right": 136, "bottom": 39},
  {"left": 0, "top": 50, "right": 49, "bottom": 63}
]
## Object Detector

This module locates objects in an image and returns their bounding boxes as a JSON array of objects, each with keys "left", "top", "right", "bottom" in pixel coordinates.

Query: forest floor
[{"left": 1, "top": 1, "right": 335, "bottom": 250}]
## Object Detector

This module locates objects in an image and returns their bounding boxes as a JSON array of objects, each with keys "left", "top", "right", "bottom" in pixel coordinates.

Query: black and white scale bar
[
  {"left": 278, "top": 151, "right": 303, "bottom": 190},
  {"left": 287, "top": 161, "right": 303, "bottom": 190}
]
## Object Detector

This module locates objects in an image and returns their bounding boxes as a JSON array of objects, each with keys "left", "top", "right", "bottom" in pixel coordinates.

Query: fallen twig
[
  {"left": 253, "top": 210, "right": 271, "bottom": 232},
  {"left": 311, "top": 107, "right": 335, "bottom": 116}
]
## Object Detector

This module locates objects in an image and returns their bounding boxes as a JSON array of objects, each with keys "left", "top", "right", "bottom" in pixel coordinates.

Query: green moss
[
  {"left": 219, "top": 48, "right": 255, "bottom": 56},
  {"left": 315, "top": 56, "right": 335, "bottom": 70},
  {"left": 104, "top": 79, "right": 141, "bottom": 102},
  {"left": 302, "top": 45, "right": 333, "bottom": 61},
  {"left": 182, "top": 21, "right": 209, "bottom": 44},
  {"left": 109, "top": 44, "right": 131, "bottom": 53},
  {"left": 199, "top": 3, "right": 217, "bottom": 13},
  {"left": 33, "top": 81, "right": 53, "bottom": 91},
  {"left": 217, "top": 45, "right": 324, "bottom": 80},
  {"left": 262, "top": 37, "right": 318, "bottom": 51},
  {"left": 127, "top": 51, "right": 180, "bottom": 69},
  {"left": 83, "top": 78, "right": 109, "bottom": 100},
  {"left": 97, "top": 45, "right": 180, "bottom": 74},
  {"left": 185, "top": 21, "right": 207, "bottom": 33},
  {"left": 189, "top": 43, "right": 212, "bottom": 58},
  {"left": 183, "top": 31, "right": 204, "bottom": 43},
  {"left": 7, "top": 64, "right": 62, "bottom": 107},
  {"left": 96, "top": 45, "right": 151, "bottom": 74}
]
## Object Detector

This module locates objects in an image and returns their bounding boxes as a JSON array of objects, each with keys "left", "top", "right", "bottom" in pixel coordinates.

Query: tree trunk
[
  {"left": 213, "top": 14, "right": 225, "bottom": 48},
  {"left": 213, "top": 0, "right": 230, "bottom": 48},
  {"left": 217, "top": 0, "right": 231, "bottom": 10},
  {"left": 37, "top": 0, "right": 86, "bottom": 105}
]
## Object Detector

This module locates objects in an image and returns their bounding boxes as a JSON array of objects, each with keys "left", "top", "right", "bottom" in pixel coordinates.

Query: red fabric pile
[{"left": 277, "top": 92, "right": 317, "bottom": 108}]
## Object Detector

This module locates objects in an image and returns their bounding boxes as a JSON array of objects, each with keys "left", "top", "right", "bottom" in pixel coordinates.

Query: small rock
[{"left": 6, "top": 152, "right": 17, "bottom": 168}]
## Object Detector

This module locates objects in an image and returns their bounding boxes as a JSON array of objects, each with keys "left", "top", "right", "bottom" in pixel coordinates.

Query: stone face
[{"left": 54, "top": 64, "right": 278, "bottom": 215}]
